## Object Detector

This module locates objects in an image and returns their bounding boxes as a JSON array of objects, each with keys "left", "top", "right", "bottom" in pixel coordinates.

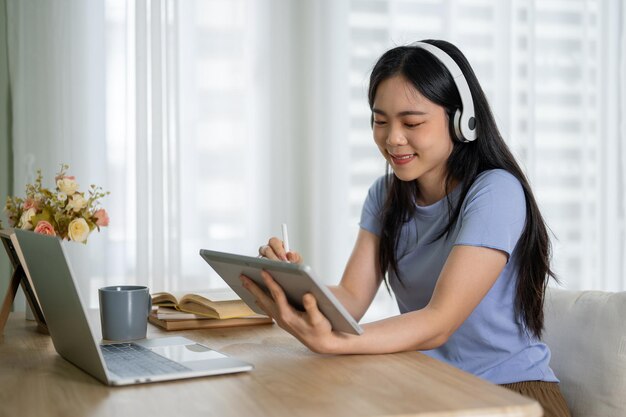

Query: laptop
[{"left": 13, "top": 229, "right": 253, "bottom": 386}]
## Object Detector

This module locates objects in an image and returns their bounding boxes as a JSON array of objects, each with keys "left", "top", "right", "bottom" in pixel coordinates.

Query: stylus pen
[{"left": 281, "top": 223, "right": 290, "bottom": 254}]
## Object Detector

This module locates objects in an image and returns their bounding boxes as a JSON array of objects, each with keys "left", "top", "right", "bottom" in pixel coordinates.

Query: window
[
  {"left": 344, "top": 0, "right": 622, "bottom": 291},
  {"left": 10, "top": 0, "right": 622, "bottom": 316},
  {"left": 104, "top": 0, "right": 270, "bottom": 294}
]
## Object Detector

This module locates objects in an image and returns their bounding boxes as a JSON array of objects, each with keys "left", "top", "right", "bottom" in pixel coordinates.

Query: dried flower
[{"left": 1, "top": 164, "right": 110, "bottom": 244}]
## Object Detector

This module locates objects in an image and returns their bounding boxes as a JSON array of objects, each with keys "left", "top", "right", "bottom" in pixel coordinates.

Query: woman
[{"left": 241, "top": 39, "right": 571, "bottom": 417}]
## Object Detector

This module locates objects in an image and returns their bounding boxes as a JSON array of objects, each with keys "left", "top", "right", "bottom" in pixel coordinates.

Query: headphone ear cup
[{"left": 449, "top": 108, "right": 464, "bottom": 142}]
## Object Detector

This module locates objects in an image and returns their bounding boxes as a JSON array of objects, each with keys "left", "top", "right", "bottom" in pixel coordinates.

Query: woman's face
[{"left": 372, "top": 75, "right": 454, "bottom": 188}]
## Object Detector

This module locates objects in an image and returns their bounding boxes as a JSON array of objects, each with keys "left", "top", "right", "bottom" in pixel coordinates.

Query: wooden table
[{"left": 0, "top": 313, "right": 542, "bottom": 417}]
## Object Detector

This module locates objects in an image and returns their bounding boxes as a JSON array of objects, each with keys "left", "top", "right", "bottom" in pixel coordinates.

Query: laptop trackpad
[{"left": 150, "top": 344, "right": 228, "bottom": 363}]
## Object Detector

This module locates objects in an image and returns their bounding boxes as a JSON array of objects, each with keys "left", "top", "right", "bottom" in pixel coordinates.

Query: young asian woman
[{"left": 242, "top": 39, "right": 571, "bottom": 417}]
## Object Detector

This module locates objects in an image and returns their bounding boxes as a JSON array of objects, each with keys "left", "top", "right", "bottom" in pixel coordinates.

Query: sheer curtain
[
  {"left": 6, "top": 0, "right": 626, "bottom": 313},
  {"left": 7, "top": 0, "right": 108, "bottom": 303},
  {"left": 98, "top": 0, "right": 290, "bottom": 299},
  {"left": 8, "top": 0, "right": 313, "bottom": 307}
]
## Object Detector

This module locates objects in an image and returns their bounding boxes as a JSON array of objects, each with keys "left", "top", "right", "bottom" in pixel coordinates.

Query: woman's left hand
[{"left": 240, "top": 270, "right": 340, "bottom": 354}]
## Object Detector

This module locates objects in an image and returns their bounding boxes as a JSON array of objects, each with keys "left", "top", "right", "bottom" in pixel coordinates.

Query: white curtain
[
  {"left": 7, "top": 0, "right": 318, "bottom": 308},
  {"left": 6, "top": 0, "right": 626, "bottom": 315},
  {"left": 7, "top": 0, "right": 108, "bottom": 302}
]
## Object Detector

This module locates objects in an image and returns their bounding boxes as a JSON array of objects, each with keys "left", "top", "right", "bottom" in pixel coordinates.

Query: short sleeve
[
  {"left": 359, "top": 175, "right": 389, "bottom": 237},
  {"left": 454, "top": 170, "right": 527, "bottom": 258}
]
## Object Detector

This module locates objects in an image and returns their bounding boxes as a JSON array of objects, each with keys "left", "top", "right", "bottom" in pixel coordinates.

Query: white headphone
[{"left": 410, "top": 42, "right": 477, "bottom": 142}]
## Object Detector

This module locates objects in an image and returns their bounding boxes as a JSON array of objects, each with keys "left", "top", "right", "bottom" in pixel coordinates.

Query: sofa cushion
[{"left": 543, "top": 287, "right": 626, "bottom": 417}]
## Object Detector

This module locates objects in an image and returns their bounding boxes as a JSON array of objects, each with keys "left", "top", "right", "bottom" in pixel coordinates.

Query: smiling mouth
[{"left": 388, "top": 152, "right": 417, "bottom": 165}]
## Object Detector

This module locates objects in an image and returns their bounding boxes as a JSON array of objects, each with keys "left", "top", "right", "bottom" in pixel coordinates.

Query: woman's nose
[{"left": 386, "top": 126, "right": 408, "bottom": 146}]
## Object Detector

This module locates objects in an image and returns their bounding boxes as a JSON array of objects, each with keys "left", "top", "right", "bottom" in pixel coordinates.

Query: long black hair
[{"left": 368, "top": 39, "right": 556, "bottom": 339}]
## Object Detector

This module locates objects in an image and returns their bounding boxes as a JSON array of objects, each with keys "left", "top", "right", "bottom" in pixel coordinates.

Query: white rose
[
  {"left": 18, "top": 208, "right": 37, "bottom": 230},
  {"left": 57, "top": 192, "right": 67, "bottom": 202},
  {"left": 67, "top": 194, "right": 87, "bottom": 212},
  {"left": 57, "top": 178, "right": 79, "bottom": 195},
  {"left": 68, "top": 218, "right": 90, "bottom": 243}
]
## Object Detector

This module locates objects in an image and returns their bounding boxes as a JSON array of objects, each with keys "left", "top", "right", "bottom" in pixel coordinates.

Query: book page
[
  {"left": 178, "top": 297, "right": 255, "bottom": 319},
  {"left": 153, "top": 288, "right": 240, "bottom": 304},
  {"left": 192, "top": 288, "right": 241, "bottom": 302},
  {"left": 151, "top": 292, "right": 180, "bottom": 305}
]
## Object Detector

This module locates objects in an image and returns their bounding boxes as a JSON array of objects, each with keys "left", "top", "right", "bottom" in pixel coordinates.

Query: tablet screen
[{"left": 199, "top": 249, "right": 363, "bottom": 335}]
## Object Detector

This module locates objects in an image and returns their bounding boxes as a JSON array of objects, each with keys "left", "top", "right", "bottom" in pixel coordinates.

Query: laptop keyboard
[{"left": 100, "top": 343, "right": 191, "bottom": 378}]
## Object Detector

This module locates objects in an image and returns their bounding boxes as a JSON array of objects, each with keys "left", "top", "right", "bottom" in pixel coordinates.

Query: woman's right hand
[{"left": 258, "top": 237, "right": 302, "bottom": 264}]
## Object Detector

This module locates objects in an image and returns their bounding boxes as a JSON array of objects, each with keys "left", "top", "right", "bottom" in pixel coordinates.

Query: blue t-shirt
[{"left": 359, "top": 169, "right": 558, "bottom": 384}]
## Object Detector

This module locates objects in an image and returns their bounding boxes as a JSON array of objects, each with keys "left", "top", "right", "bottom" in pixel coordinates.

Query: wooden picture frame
[{"left": 0, "top": 229, "right": 48, "bottom": 334}]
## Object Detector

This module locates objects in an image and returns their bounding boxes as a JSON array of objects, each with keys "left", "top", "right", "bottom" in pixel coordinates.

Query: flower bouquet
[{"left": 2, "top": 164, "right": 110, "bottom": 243}]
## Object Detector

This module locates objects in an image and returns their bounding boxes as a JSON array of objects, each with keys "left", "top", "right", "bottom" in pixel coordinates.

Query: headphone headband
[{"left": 410, "top": 42, "right": 477, "bottom": 142}]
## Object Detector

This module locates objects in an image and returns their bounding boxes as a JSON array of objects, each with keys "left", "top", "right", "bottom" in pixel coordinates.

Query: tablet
[{"left": 199, "top": 249, "right": 363, "bottom": 335}]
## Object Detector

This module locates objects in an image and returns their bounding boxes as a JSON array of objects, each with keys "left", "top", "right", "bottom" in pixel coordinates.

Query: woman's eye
[
  {"left": 405, "top": 122, "right": 423, "bottom": 128},
  {"left": 374, "top": 120, "right": 387, "bottom": 126}
]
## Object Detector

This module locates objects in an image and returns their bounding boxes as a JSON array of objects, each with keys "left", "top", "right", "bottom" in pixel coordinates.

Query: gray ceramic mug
[{"left": 98, "top": 285, "right": 151, "bottom": 341}]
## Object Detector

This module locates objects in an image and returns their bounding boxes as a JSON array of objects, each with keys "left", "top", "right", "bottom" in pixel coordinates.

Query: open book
[{"left": 151, "top": 288, "right": 256, "bottom": 319}]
